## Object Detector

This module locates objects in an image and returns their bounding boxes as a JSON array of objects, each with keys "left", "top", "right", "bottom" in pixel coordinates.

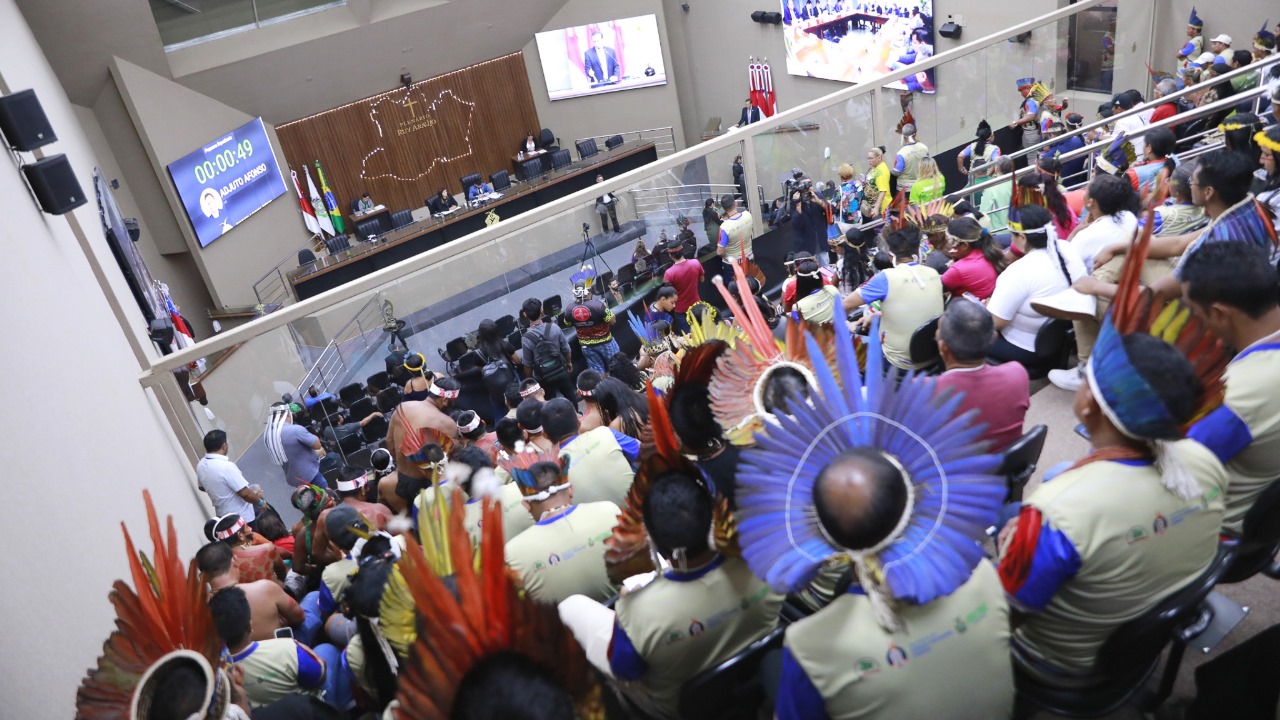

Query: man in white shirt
[
  {"left": 197, "top": 429, "right": 264, "bottom": 527},
  {"left": 1110, "top": 91, "right": 1152, "bottom": 157}
]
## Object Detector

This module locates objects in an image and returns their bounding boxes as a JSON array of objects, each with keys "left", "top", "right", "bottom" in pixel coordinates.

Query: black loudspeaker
[
  {"left": 939, "top": 22, "right": 962, "bottom": 40},
  {"left": 0, "top": 89, "right": 57, "bottom": 151},
  {"left": 22, "top": 154, "right": 87, "bottom": 215},
  {"left": 751, "top": 10, "right": 781, "bottom": 24}
]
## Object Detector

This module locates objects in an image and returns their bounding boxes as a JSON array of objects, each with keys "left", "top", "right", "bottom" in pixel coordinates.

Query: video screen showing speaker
[
  {"left": 780, "top": 0, "right": 936, "bottom": 93},
  {"left": 534, "top": 14, "right": 668, "bottom": 101},
  {"left": 166, "top": 117, "right": 287, "bottom": 247}
]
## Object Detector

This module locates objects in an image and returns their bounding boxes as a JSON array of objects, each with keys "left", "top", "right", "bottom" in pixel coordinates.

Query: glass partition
[
  {"left": 146, "top": 0, "right": 1134, "bottom": 477},
  {"left": 151, "top": 0, "right": 346, "bottom": 48}
]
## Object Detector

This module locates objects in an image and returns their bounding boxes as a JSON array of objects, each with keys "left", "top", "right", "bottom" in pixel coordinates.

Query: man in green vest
[
  {"left": 841, "top": 229, "right": 944, "bottom": 371},
  {"left": 716, "top": 193, "right": 754, "bottom": 279},
  {"left": 501, "top": 447, "right": 619, "bottom": 605},
  {"left": 891, "top": 123, "right": 930, "bottom": 195},
  {"left": 542, "top": 397, "right": 638, "bottom": 507},
  {"left": 568, "top": 472, "right": 782, "bottom": 719},
  {"left": 998, "top": 228, "right": 1229, "bottom": 680}
]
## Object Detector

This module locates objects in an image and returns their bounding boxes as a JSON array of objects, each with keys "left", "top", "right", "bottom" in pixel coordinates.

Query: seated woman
[
  {"left": 790, "top": 259, "right": 842, "bottom": 326},
  {"left": 941, "top": 217, "right": 1005, "bottom": 301},
  {"left": 577, "top": 370, "right": 606, "bottom": 433},
  {"left": 986, "top": 205, "right": 1086, "bottom": 367},
  {"left": 1019, "top": 171, "right": 1079, "bottom": 239},
  {"left": 429, "top": 188, "right": 458, "bottom": 214}
]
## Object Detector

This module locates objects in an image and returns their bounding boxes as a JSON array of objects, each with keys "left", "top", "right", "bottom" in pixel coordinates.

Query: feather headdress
[
  {"left": 75, "top": 490, "right": 229, "bottom": 720},
  {"left": 499, "top": 446, "right": 571, "bottom": 500},
  {"left": 628, "top": 310, "right": 669, "bottom": 355},
  {"left": 1095, "top": 131, "right": 1136, "bottom": 176},
  {"left": 1145, "top": 62, "right": 1176, "bottom": 85},
  {"left": 904, "top": 198, "right": 954, "bottom": 235},
  {"left": 710, "top": 260, "right": 826, "bottom": 446},
  {"left": 1187, "top": 6, "right": 1203, "bottom": 28},
  {"left": 896, "top": 107, "right": 916, "bottom": 136},
  {"left": 569, "top": 263, "right": 597, "bottom": 292},
  {"left": 1255, "top": 20, "right": 1276, "bottom": 53},
  {"left": 604, "top": 384, "right": 706, "bottom": 583},
  {"left": 682, "top": 304, "right": 740, "bottom": 347},
  {"left": 1084, "top": 194, "right": 1231, "bottom": 500},
  {"left": 734, "top": 318, "right": 1004, "bottom": 632},
  {"left": 390, "top": 490, "right": 601, "bottom": 719}
]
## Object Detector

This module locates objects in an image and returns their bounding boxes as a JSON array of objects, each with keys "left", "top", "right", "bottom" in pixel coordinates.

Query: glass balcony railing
[
  {"left": 150, "top": 0, "right": 346, "bottom": 49},
  {"left": 139, "top": 0, "right": 1137, "bottom": 465}
]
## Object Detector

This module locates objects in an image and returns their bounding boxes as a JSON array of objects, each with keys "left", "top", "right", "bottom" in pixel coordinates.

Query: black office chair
[
  {"left": 538, "top": 127, "right": 560, "bottom": 152},
  {"left": 905, "top": 317, "right": 942, "bottom": 374},
  {"left": 518, "top": 158, "right": 544, "bottom": 181},
  {"left": 347, "top": 396, "right": 376, "bottom": 421},
  {"left": 362, "top": 414, "right": 389, "bottom": 444},
  {"left": 595, "top": 271, "right": 614, "bottom": 298},
  {"left": 543, "top": 294, "right": 563, "bottom": 318},
  {"left": 490, "top": 169, "right": 511, "bottom": 191},
  {"left": 375, "top": 386, "right": 403, "bottom": 414},
  {"left": 355, "top": 218, "right": 381, "bottom": 239},
  {"left": 549, "top": 148, "right": 571, "bottom": 170},
  {"left": 315, "top": 396, "right": 343, "bottom": 419},
  {"left": 366, "top": 371, "right": 390, "bottom": 394},
  {"left": 349, "top": 199, "right": 361, "bottom": 214},
  {"left": 676, "top": 627, "right": 785, "bottom": 720},
  {"left": 506, "top": 328, "right": 523, "bottom": 349},
  {"left": 617, "top": 263, "right": 636, "bottom": 294},
  {"left": 338, "top": 383, "right": 366, "bottom": 407},
  {"left": 576, "top": 138, "right": 600, "bottom": 160},
  {"left": 390, "top": 209, "right": 413, "bottom": 229},
  {"left": 1220, "top": 478, "right": 1280, "bottom": 584},
  {"left": 495, "top": 314, "right": 517, "bottom": 338},
  {"left": 324, "top": 414, "right": 365, "bottom": 455},
  {"left": 298, "top": 248, "right": 317, "bottom": 265},
  {"left": 438, "top": 336, "right": 470, "bottom": 374},
  {"left": 1015, "top": 318, "right": 1075, "bottom": 380},
  {"left": 998, "top": 424, "right": 1048, "bottom": 503},
  {"left": 1013, "top": 546, "right": 1236, "bottom": 717},
  {"left": 324, "top": 235, "right": 351, "bottom": 254},
  {"left": 459, "top": 173, "right": 482, "bottom": 194},
  {"left": 605, "top": 134, "right": 625, "bottom": 150}
]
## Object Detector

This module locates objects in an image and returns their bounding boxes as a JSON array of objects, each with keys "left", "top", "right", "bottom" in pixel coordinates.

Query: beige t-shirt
[{"left": 504, "top": 501, "right": 620, "bottom": 604}]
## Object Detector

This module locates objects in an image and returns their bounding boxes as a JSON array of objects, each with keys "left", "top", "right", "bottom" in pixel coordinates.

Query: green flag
[{"left": 316, "top": 161, "right": 345, "bottom": 234}]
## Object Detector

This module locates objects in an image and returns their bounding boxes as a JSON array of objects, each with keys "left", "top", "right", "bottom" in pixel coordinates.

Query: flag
[
  {"left": 291, "top": 169, "right": 321, "bottom": 236},
  {"left": 316, "top": 160, "right": 345, "bottom": 234},
  {"left": 304, "top": 166, "right": 335, "bottom": 236},
  {"left": 762, "top": 62, "right": 777, "bottom": 116}
]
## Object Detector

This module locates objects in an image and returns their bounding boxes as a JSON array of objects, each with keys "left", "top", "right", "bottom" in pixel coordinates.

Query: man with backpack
[
  {"left": 520, "top": 297, "right": 576, "bottom": 401},
  {"left": 566, "top": 282, "right": 619, "bottom": 376}
]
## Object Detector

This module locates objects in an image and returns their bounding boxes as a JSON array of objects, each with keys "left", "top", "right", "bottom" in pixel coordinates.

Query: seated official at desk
[
  {"left": 426, "top": 188, "right": 459, "bottom": 214},
  {"left": 355, "top": 192, "right": 376, "bottom": 213},
  {"left": 522, "top": 132, "right": 538, "bottom": 154},
  {"left": 468, "top": 178, "right": 495, "bottom": 201}
]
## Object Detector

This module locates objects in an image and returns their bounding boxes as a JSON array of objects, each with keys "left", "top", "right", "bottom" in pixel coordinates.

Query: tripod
[{"left": 578, "top": 222, "right": 617, "bottom": 300}]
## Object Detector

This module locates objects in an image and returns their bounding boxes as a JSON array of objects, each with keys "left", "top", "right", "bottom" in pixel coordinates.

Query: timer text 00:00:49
[{"left": 193, "top": 139, "right": 254, "bottom": 185}]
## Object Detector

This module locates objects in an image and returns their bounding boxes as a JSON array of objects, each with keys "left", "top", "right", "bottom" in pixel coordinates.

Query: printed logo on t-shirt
[
  {"left": 1152, "top": 513, "right": 1169, "bottom": 535},
  {"left": 572, "top": 306, "right": 592, "bottom": 323},
  {"left": 886, "top": 643, "right": 909, "bottom": 668},
  {"left": 547, "top": 553, "right": 562, "bottom": 565},
  {"left": 855, "top": 656, "right": 882, "bottom": 675},
  {"left": 1126, "top": 525, "right": 1149, "bottom": 545}
]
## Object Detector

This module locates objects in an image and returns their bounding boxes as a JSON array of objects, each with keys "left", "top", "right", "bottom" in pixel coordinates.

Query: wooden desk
[
  {"left": 348, "top": 206, "right": 392, "bottom": 236},
  {"left": 290, "top": 141, "right": 659, "bottom": 300},
  {"left": 512, "top": 148, "right": 550, "bottom": 175},
  {"left": 802, "top": 11, "right": 889, "bottom": 36}
]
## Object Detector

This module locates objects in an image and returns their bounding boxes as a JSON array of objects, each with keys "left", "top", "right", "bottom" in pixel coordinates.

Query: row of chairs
[
  {"left": 903, "top": 315, "right": 1075, "bottom": 379},
  {"left": 517, "top": 134, "right": 625, "bottom": 182}
]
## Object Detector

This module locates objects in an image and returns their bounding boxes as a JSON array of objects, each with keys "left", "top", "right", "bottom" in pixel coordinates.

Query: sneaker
[
  {"left": 1048, "top": 366, "right": 1085, "bottom": 392},
  {"left": 1032, "top": 288, "right": 1097, "bottom": 322}
]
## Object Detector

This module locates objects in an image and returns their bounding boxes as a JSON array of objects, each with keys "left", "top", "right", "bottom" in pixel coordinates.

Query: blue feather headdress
[
  {"left": 628, "top": 310, "right": 668, "bottom": 355},
  {"left": 569, "top": 263, "right": 597, "bottom": 295},
  {"left": 734, "top": 316, "right": 1004, "bottom": 630},
  {"left": 1095, "top": 132, "right": 1135, "bottom": 176},
  {"left": 1187, "top": 6, "right": 1203, "bottom": 29},
  {"left": 499, "top": 447, "right": 571, "bottom": 500},
  {"left": 1255, "top": 21, "right": 1276, "bottom": 52}
]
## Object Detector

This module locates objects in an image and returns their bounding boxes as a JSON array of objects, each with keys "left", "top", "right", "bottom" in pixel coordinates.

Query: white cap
[
  {"left": 1194, "top": 52, "right": 1216, "bottom": 65},
  {"left": 1210, "top": 34, "right": 1232, "bottom": 45}
]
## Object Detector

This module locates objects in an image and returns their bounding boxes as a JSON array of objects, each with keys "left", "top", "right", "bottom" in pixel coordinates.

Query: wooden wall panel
[{"left": 276, "top": 53, "right": 540, "bottom": 224}]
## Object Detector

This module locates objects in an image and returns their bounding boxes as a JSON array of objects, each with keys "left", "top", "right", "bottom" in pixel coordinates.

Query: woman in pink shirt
[{"left": 940, "top": 217, "right": 1005, "bottom": 300}]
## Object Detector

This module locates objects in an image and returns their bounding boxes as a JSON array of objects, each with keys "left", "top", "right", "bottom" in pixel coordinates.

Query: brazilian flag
[{"left": 316, "top": 160, "right": 345, "bottom": 234}]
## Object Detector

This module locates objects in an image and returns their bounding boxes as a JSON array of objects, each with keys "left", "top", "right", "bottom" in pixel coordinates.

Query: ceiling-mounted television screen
[
  {"left": 780, "top": 0, "right": 936, "bottom": 93},
  {"left": 166, "top": 117, "right": 287, "bottom": 248},
  {"left": 535, "top": 14, "right": 668, "bottom": 101}
]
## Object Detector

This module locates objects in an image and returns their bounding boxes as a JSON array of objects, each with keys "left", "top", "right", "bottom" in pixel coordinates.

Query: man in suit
[
  {"left": 584, "top": 30, "right": 620, "bottom": 85},
  {"left": 467, "top": 178, "right": 495, "bottom": 201},
  {"left": 737, "top": 99, "right": 763, "bottom": 127}
]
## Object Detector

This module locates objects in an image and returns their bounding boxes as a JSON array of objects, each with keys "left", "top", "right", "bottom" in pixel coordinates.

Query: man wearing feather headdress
[
  {"left": 997, "top": 189, "right": 1229, "bottom": 681},
  {"left": 502, "top": 444, "right": 620, "bottom": 605},
  {"left": 721, "top": 310, "right": 1014, "bottom": 718},
  {"left": 1176, "top": 7, "right": 1205, "bottom": 73}
]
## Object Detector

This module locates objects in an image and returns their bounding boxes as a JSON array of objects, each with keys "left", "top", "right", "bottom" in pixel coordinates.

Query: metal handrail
[
  {"left": 574, "top": 127, "right": 678, "bottom": 156},
  {"left": 138, "top": 0, "right": 1127, "bottom": 377},
  {"left": 970, "top": 53, "right": 1280, "bottom": 176}
]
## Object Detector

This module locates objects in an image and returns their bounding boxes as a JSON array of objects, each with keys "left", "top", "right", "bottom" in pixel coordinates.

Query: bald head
[{"left": 814, "top": 448, "right": 910, "bottom": 551}]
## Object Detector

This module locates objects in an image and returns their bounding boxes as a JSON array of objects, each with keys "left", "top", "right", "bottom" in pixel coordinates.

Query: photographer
[{"left": 784, "top": 170, "right": 833, "bottom": 267}]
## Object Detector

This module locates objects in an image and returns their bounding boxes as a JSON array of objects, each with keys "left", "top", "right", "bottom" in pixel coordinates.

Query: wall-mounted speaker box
[
  {"left": 939, "top": 22, "right": 962, "bottom": 40},
  {"left": 23, "top": 154, "right": 87, "bottom": 215},
  {"left": 0, "top": 89, "right": 57, "bottom": 151}
]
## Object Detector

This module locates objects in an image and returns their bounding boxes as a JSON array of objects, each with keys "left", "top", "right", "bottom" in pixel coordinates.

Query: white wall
[
  {"left": 0, "top": 1, "right": 212, "bottom": 717},
  {"left": 523, "top": 0, "right": 688, "bottom": 152}
]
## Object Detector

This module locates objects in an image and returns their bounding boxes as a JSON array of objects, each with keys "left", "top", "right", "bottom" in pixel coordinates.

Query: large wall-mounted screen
[
  {"left": 167, "top": 117, "right": 288, "bottom": 248},
  {"left": 780, "top": 0, "right": 936, "bottom": 93},
  {"left": 535, "top": 14, "right": 668, "bottom": 101}
]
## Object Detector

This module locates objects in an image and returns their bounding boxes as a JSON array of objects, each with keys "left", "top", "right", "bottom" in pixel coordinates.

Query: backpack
[
  {"left": 480, "top": 348, "right": 516, "bottom": 397},
  {"left": 529, "top": 323, "right": 568, "bottom": 383}
]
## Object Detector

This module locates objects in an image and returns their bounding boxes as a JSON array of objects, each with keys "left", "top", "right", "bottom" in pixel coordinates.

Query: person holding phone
[{"left": 197, "top": 542, "right": 307, "bottom": 644}]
